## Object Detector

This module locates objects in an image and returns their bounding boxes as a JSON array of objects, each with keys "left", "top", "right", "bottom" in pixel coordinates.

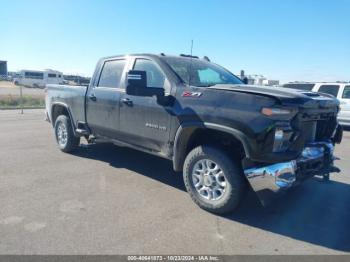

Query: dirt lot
[
  {"left": 0, "top": 81, "right": 45, "bottom": 108},
  {"left": 0, "top": 110, "right": 349, "bottom": 254},
  {"left": 0, "top": 81, "right": 45, "bottom": 98}
]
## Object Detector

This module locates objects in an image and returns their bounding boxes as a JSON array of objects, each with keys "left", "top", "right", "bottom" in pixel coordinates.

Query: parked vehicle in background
[
  {"left": 45, "top": 54, "right": 343, "bottom": 214},
  {"left": 13, "top": 69, "right": 64, "bottom": 88},
  {"left": 282, "top": 83, "right": 316, "bottom": 91},
  {"left": 283, "top": 82, "right": 350, "bottom": 127}
]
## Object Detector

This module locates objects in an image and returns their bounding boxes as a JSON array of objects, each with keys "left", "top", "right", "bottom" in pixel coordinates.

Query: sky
[{"left": 1, "top": 0, "right": 349, "bottom": 83}]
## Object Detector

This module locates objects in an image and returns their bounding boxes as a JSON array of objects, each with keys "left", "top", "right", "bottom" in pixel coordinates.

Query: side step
[
  {"left": 76, "top": 121, "right": 89, "bottom": 136},
  {"left": 75, "top": 128, "right": 89, "bottom": 135}
]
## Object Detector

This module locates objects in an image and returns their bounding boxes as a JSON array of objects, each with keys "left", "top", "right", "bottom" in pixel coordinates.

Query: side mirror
[
  {"left": 126, "top": 70, "right": 164, "bottom": 97},
  {"left": 242, "top": 77, "right": 248, "bottom": 85}
]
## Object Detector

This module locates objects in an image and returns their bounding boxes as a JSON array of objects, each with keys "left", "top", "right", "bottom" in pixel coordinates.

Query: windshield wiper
[{"left": 194, "top": 83, "right": 217, "bottom": 87}]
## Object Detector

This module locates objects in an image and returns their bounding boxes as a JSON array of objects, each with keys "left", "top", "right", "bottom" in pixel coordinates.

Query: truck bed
[{"left": 45, "top": 84, "right": 87, "bottom": 127}]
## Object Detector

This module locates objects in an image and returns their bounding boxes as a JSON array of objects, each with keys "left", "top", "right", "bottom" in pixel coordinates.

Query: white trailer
[{"left": 13, "top": 69, "right": 64, "bottom": 88}]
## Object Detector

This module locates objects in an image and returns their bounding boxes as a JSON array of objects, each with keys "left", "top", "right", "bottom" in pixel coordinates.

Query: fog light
[
  {"left": 275, "top": 129, "right": 284, "bottom": 140},
  {"left": 273, "top": 128, "right": 292, "bottom": 152}
]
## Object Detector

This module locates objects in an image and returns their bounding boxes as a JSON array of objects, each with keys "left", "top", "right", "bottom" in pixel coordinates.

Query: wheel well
[
  {"left": 51, "top": 104, "right": 70, "bottom": 126},
  {"left": 174, "top": 128, "right": 246, "bottom": 171}
]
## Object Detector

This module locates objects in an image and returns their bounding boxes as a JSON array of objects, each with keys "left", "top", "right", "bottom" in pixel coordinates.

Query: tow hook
[
  {"left": 329, "top": 166, "right": 341, "bottom": 173},
  {"left": 323, "top": 173, "right": 330, "bottom": 181},
  {"left": 87, "top": 136, "right": 96, "bottom": 144},
  {"left": 322, "top": 165, "right": 341, "bottom": 182}
]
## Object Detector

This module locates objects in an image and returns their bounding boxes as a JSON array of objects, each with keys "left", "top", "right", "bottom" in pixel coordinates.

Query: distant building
[
  {"left": 248, "top": 75, "right": 266, "bottom": 85},
  {"left": 262, "top": 79, "right": 280, "bottom": 86},
  {"left": 0, "top": 60, "right": 8, "bottom": 77},
  {"left": 238, "top": 70, "right": 279, "bottom": 86},
  {"left": 241, "top": 74, "right": 267, "bottom": 85}
]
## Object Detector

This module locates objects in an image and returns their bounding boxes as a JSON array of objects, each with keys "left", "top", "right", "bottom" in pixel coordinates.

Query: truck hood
[{"left": 208, "top": 84, "right": 340, "bottom": 109}]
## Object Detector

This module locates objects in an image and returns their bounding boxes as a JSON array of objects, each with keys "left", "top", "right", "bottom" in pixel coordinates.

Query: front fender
[{"left": 172, "top": 122, "right": 253, "bottom": 171}]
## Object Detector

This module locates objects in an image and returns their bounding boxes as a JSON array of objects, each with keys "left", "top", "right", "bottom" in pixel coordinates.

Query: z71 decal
[{"left": 182, "top": 91, "right": 202, "bottom": 98}]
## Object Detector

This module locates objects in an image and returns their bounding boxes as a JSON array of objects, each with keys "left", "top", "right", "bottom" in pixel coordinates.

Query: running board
[
  {"left": 75, "top": 128, "right": 89, "bottom": 135},
  {"left": 76, "top": 121, "right": 89, "bottom": 136}
]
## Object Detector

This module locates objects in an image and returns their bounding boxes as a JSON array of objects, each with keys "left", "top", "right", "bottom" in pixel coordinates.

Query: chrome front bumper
[{"left": 244, "top": 142, "right": 338, "bottom": 204}]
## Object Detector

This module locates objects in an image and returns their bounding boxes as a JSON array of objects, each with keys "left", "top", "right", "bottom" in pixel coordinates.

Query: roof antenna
[{"left": 188, "top": 40, "right": 194, "bottom": 86}]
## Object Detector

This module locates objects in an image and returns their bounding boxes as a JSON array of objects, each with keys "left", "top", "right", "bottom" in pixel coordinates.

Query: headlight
[
  {"left": 261, "top": 107, "right": 298, "bottom": 120},
  {"left": 273, "top": 128, "right": 293, "bottom": 152},
  {"left": 262, "top": 108, "right": 293, "bottom": 116}
]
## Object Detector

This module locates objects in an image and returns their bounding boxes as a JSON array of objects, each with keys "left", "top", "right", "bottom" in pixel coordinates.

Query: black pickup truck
[{"left": 45, "top": 53, "right": 343, "bottom": 214}]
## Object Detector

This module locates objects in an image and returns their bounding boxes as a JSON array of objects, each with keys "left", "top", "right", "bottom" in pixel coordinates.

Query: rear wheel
[
  {"left": 183, "top": 146, "right": 246, "bottom": 214},
  {"left": 54, "top": 115, "right": 80, "bottom": 152}
]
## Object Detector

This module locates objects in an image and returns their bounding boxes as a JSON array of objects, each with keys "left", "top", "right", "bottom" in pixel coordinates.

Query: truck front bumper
[{"left": 244, "top": 142, "right": 340, "bottom": 205}]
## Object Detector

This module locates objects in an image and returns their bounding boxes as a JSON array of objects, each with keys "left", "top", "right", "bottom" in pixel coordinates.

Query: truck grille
[{"left": 294, "top": 111, "right": 337, "bottom": 143}]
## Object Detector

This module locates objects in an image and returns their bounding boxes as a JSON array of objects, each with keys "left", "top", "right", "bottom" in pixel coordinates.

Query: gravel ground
[{"left": 0, "top": 109, "right": 349, "bottom": 254}]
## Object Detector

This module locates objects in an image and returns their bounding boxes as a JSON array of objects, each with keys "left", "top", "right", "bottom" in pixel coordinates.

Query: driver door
[{"left": 119, "top": 57, "right": 171, "bottom": 152}]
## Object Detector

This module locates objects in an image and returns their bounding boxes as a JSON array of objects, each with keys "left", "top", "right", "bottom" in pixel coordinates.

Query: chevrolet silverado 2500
[{"left": 45, "top": 54, "right": 343, "bottom": 214}]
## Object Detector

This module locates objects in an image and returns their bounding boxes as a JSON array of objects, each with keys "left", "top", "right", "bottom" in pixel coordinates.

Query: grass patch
[{"left": 0, "top": 95, "right": 45, "bottom": 109}]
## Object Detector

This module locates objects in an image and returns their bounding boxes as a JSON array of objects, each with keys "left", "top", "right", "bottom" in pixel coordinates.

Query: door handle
[
  {"left": 121, "top": 98, "right": 133, "bottom": 106},
  {"left": 89, "top": 94, "right": 97, "bottom": 101}
]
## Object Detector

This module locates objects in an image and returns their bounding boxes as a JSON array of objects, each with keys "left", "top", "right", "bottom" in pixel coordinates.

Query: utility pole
[{"left": 19, "top": 85, "right": 23, "bottom": 114}]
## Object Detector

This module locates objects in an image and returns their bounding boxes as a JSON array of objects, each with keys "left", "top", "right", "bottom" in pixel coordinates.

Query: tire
[
  {"left": 54, "top": 115, "right": 80, "bottom": 153},
  {"left": 183, "top": 146, "right": 246, "bottom": 214}
]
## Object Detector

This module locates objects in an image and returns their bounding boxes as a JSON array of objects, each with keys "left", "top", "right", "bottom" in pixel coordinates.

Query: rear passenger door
[{"left": 86, "top": 58, "right": 128, "bottom": 138}]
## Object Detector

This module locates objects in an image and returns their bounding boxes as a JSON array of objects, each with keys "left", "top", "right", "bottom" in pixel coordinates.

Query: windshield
[{"left": 162, "top": 57, "right": 243, "bottom": 87}]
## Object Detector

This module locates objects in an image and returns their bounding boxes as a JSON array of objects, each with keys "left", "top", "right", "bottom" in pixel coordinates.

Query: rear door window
[
  {"left": 318, "top": 85, "right": 340, "bottom": 97},
  {"left": 98, "top": 59, "right": 126, "bottom": 88},
  {"left": 342, "top": 86, "right": 350, "bottom": 99}
]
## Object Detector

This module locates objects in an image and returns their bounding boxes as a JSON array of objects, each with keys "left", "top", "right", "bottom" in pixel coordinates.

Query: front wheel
[
  {"left": 54, "top": 115, "right": 80, "bottom": 153},
  {"left": 183, "top": 146, "right": 246, "bottom": 214}
]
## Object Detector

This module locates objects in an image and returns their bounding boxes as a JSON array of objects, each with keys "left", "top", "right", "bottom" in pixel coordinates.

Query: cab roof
[{"left": 100, "top": 53, "right": 209, "bottom": 61}]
